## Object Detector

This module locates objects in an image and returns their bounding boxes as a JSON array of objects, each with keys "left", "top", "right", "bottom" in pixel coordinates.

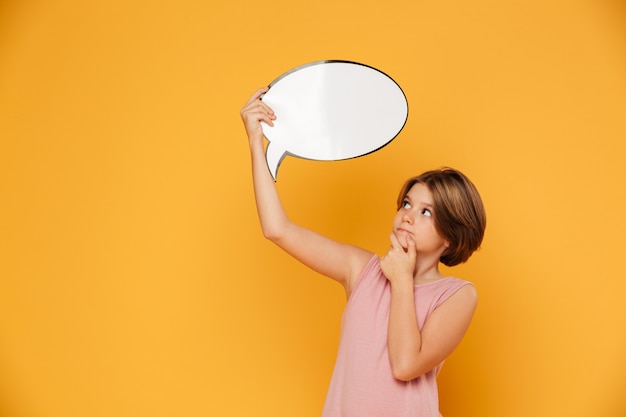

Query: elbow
[
  {"left": 391, "top": 364, "right": 416, "bottom": 382},
  {"left": 260, "top": 219, "right": 291, "bottom": 243},
  {"left": 390, "top": 359, "right": 431, "bottom": 382},
  {"left": 261, "top": 225, "right": 287, "bottom": 244},
  {"left": 261, "top": 226, "right": 282, "bottom": 242},
  {"left": 261, "top": 227, "right": 274, "bottom": 241}
]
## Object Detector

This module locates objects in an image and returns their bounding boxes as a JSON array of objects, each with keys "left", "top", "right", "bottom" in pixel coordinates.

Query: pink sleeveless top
[{"left": 321, "top": 255, "right": 473, "bottom": 417}]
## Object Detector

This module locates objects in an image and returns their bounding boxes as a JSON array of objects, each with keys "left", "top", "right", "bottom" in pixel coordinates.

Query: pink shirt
[{"left": 322, "top": 255, "right": 473, "bottom": 417}]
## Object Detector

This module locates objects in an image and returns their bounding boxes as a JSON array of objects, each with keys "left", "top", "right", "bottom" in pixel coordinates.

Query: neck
[{"left": 413, "top": 256, "right": 445, "bottom": 284}]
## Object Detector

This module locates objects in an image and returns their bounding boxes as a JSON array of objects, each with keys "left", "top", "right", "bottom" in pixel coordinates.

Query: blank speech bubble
[{"left": 260, "top": 60, "right": 408, "bottom": 180}]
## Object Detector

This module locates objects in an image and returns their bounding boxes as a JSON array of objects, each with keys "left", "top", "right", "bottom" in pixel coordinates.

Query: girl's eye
[
  {"left": 402, "top": 200, "right": 411, "bottom": 209},
  {"left": 421, "top": 208, "right": 432, "bottom": 217}
]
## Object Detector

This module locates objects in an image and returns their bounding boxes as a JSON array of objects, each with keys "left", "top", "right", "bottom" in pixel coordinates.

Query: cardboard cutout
[{"left": 261, "top": 60, "right": 408, "bottom": 180}]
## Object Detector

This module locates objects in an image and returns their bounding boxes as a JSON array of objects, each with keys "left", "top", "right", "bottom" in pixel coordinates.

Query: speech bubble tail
[{"left": 265, "top": 143, "right": 287, "bottom": 181}]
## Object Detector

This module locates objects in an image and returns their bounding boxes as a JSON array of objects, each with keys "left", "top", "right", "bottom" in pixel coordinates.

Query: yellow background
[{"left": 1, "top": 1, "right": 625, "bottom": 416}]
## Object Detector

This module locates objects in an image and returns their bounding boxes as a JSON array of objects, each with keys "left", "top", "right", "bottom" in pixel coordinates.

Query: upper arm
[
  {"left": 412, "top": 284, "right": 478, "bottom": 377},
  {"left": 270, "top": 222, "right": 373, "bottom": 293}
]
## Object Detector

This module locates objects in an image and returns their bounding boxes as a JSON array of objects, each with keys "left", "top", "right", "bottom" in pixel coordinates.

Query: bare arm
[
  {"left": 381, "top": 233, "right": 477, "bottom": 381},
  {"left": 387, "top": 282, "right": 476, "bottom": 381},
  {"left": 240, "top": 88, "right": 372, "bottom": 294}
]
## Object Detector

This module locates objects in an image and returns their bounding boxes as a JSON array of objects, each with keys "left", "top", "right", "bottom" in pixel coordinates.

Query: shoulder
[
  {"left": 416, "top": 277, "right": 477, "bottom": 313},
  {"left": 437, "top": 280, "right": 477, "bottom": 315},
  {"left": 453, "top": 283, "right": 477, "bottom": 305},
  {"left": 444, "top": 277, "right": 477, "bottom": 301}
]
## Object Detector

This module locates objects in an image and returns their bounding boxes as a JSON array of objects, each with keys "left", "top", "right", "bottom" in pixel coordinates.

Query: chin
[{"left": 397, "top": 236, "right": 410, "bottom": 250}]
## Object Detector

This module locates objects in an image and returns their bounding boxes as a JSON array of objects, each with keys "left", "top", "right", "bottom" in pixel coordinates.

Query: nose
[{"left": 402, "top": 209, "right": 414, "bottom": 224}]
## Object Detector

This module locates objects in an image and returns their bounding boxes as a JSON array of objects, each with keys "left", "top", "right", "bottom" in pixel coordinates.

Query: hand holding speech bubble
[{"left": 260, "top": 60, "right": 408, "bottom": 180}]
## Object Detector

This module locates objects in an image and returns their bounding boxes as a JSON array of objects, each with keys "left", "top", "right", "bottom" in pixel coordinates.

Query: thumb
[{"left": 406, "top": 235, "right": 417, "bottom": 258}]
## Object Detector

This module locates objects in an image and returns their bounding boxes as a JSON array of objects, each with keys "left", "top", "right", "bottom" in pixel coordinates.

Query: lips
[{"left": 397, "top": 227, "right": 413, "bottom": 236}]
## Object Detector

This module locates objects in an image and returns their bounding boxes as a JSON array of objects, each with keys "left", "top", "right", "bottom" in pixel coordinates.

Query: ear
[{"left": 439, "top": 240, "right": 451, "bottom": 258}]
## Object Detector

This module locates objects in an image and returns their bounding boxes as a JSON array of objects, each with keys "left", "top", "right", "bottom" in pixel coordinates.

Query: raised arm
[{"left": 240, "top": 88, "right": 372, "bottom": 294}]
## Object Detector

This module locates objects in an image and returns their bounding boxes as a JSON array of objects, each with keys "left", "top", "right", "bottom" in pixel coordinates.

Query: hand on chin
[{"left": 394, "top": 230, "right": 411, "bottom": 252}]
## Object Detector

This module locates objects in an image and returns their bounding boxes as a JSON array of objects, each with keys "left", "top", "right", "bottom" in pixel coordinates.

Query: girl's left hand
[{"left": 380, "top": 232, "right": 417, "bottom": 286}]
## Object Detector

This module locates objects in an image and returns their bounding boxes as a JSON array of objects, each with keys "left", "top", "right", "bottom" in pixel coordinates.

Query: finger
[
  {"left": 246, "top": 109, "right": 275, "bottom": 127},
  {"left": 260, "top": 102, "right": 276, "bottom": 118},
  {"left": 242, "top": 100, "right": 276, "bottom": 120},
  {"left": 388, "top": 233, "right": 401, "bottom": 250},
  {"left": 245, "top": 86, "right": 270, "bottom": 106},
  {"left": 258, "top": 101, "right": 276, "bottom": 117},
  {"left": 260, "top": 112, "right": 275, "bottom": 127},
  {"left": 406, "top": 235, "right": 417, "bottom": 257},
  {"left": 241, "top": 100, "right": 276, "bottom": 122}
]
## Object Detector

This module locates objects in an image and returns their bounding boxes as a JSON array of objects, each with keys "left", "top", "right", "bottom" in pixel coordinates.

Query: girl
[{"left": 240, "top": 87, "right": 486, "bottom": 417}]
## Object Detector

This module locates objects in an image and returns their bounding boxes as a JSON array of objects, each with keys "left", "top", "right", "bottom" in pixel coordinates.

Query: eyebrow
[{"left": 404, "top": 195, "right": 434, "bottom": 208}]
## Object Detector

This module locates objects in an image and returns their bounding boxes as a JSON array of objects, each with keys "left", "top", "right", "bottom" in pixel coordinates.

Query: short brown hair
[{"left": 397, "top": 167, "right": 486, "bottom": 266}]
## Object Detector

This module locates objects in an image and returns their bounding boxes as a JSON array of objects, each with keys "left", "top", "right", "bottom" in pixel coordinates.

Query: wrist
[
  {"left": 249, "top": 136, "right": 264, "bottom": 152},
  {"left": 389, "top": 274, "right": 414, "bottom": 290}
]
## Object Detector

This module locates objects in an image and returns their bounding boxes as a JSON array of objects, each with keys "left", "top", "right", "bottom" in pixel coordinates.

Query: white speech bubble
[{"left": 260, "top": 60, "right": 408, "bottom": 180}]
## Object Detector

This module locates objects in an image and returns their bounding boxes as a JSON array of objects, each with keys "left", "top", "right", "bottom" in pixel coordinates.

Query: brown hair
[{"left": 397, "top": 167, "right": 486, "bottom": 266}]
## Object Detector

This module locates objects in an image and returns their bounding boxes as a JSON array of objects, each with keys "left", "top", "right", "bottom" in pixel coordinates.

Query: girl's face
[{"left": 392, "top": 183, "right": 449, "bottom": 255}]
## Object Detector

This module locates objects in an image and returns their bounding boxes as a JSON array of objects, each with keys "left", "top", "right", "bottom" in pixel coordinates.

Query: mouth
[{"left": 397, "top": 227, "right": 412, "bottom": 235}]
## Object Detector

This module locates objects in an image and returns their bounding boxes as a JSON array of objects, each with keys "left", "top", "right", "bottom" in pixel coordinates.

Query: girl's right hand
[
  {"left": 380, "top": 232, "right": 417, "bottom": 287},
  {"left": 240, "top": 87, "right": 276, "bottom": 146}
]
